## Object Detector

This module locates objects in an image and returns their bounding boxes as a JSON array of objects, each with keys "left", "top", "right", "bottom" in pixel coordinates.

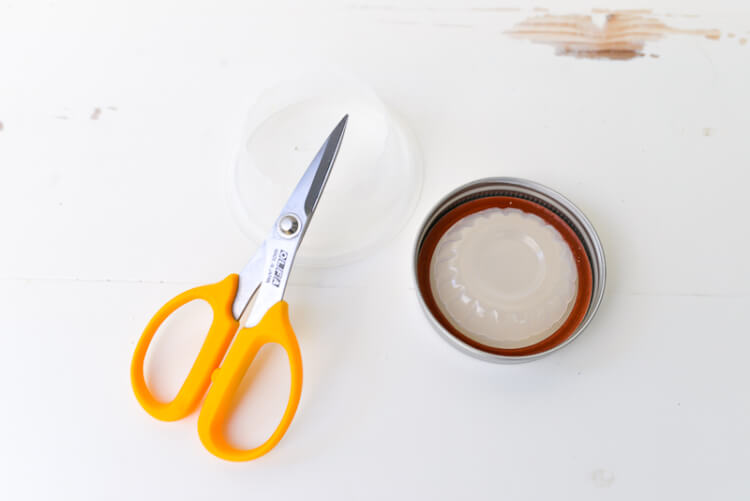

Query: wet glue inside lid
[
  {"left": 420, "top": 196, "right": 593, "bottom": 354},
  {"left": 229, "top": 72, "right": 423, "bottom": 267}
]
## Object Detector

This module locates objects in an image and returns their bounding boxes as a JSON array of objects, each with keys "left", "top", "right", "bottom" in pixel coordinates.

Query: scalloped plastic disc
[{"left": 429, "top": 208, "right": 578, "bottom": 349}]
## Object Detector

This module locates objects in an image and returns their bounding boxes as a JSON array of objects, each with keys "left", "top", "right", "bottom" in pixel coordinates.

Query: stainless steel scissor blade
[{"left": 232, "top": 115, "right": 348, "bottom": 325}]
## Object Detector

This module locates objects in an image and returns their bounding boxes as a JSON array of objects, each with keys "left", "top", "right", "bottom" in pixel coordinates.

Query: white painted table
[{"left": 2, "top": 1, "right": 749, "bottom": 499}]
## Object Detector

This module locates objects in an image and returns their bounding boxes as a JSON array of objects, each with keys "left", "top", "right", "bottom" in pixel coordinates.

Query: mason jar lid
[{"left": 414, "top": 177, "right": 606, "bottom": 363}]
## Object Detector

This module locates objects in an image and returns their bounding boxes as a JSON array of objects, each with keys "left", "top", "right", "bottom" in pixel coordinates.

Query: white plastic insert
[{"left": 429, "top": 208, "right": 578, "bottom": 349}]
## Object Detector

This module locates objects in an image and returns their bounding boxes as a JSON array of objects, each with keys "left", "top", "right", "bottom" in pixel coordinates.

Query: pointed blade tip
[
  {"left": 328, "top": 114, "right": 348, "bottom": 147},
  {"left": 336, "top": 113, "right": 349, "bottom": 129}
]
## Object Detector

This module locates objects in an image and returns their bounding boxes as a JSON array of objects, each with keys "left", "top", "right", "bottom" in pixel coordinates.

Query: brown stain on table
[{"left": 506, "top": 11, "right": 721, "bottom": 60}]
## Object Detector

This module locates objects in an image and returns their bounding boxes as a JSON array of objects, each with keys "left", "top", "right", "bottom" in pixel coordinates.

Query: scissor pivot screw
[{"left": 278, "top": 214, "right": 300, "bottom": 237}]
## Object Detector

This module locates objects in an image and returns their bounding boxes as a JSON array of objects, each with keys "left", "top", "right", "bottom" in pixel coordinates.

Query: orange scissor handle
[
  {"left": 198, "top": 301, "right": 303, "bottom": 462},
  {"left": 131, "top": 274, "right": 240, "bottom": 422}
]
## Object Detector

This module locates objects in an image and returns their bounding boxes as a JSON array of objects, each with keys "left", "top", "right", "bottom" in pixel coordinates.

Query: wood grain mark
[
  {"left": 591, "top": 8, "right": 652, "bottom": 15},
  {"left": 355, "top": 5, "right": 520, "bottom": 13},
  {"left": 379, "top": 19, "right": 417, "bottom": 26},
  {"left": 664, "top": 13, "right": 700, "bottom": 19},
  {"left": 506, "top": 11, "right": 721, "bottom": 60},
  {"left": 433, "top": 23, "right": 472, "bottom": 29},
  {"left": 469, "top": 7, "right": 521, "bottom": 13}
]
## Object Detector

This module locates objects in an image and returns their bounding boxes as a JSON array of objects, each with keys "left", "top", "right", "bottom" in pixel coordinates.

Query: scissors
[{"left": 131, "top": 115, "right": 348, "bottom": 461}]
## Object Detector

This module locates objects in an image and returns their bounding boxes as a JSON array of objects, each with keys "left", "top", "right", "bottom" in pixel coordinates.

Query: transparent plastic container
[{"left": 228, "top": 71, "right": 423, "bottom": 267}]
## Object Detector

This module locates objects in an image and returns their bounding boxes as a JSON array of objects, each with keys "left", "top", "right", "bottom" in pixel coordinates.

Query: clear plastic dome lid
[{"left": 228, "top": 71, "right": 423, "bottom": 267}]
